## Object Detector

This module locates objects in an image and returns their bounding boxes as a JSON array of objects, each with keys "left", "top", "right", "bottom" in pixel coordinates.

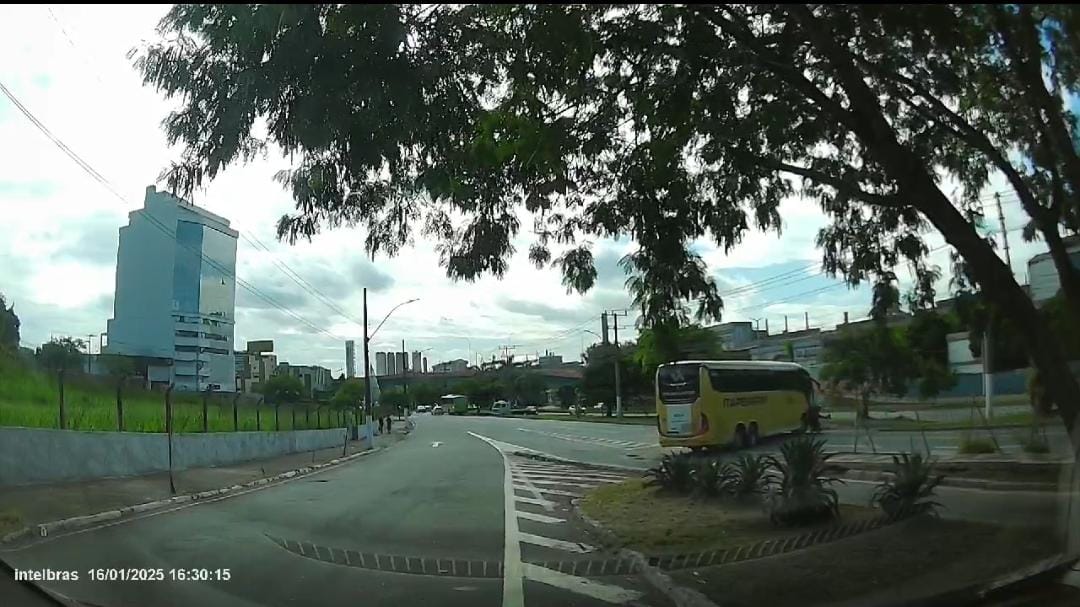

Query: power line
[{"left": 0, "top": 78, "right": 343, "bottom": 342}]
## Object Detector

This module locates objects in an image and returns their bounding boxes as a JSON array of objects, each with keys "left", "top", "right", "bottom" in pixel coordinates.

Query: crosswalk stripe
[
  {"left": 519, "top": 532, "right": 595, "bottom": 553},
  {"left": 513, "top": 471, "right": 625, "bottom": 483},
  {"left": 515, "top": 496, "right": 556, "bottom": 508},
  {"left": 522, "top": 563, "right": 643, "bottom": 604},
  {"left": 516, "top": 511, "right": 566, "bottom": 524},
  {"left": 515, "top": 478, "right": 601, "bottom": 489},
  {"left": 514, "top": 484, "right": 581, "bottom": 498}
]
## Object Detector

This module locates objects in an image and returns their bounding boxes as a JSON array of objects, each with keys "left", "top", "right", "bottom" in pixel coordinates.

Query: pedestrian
[
  {"left": 378, "top": 416, "right": 384, "bottom": 434},
  {"left": 386, "top": 416, "right": 393, "bottom": 432}
]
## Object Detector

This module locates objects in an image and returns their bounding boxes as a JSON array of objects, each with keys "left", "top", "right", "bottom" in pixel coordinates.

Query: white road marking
[
  {"left": 516, "top": 427, "right": 656, "bottom": 450},
  {"left": 514, "top": 495, "right": 557, "bottom": 508},
  {"left": 513, "top": 484, "right": 581, "bottom": 498},
  {"left": 431, "top": 441, "right": 442, "bottom": 448},
  {"left": 519, "top": 532, "right": 596, "bottom": 553},
  {"left": 516, "top": 511, "right": 566, "bottom": 524},
  {"left": 523, "top": 563, "right": 644, "bottom": 604},
  {"left": 468, "top": 432, "right": 524, "bottom": 607},
  {"left": 511, "top": 467, "right": 627, "bottom": 480},
  {"left": 514, "top": 478, "right": 602, "bottom": 489}
]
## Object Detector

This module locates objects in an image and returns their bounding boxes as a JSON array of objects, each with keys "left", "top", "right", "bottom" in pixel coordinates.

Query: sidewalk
[{"left": 0, "top": 425, "right": 409, "bottom": 537}]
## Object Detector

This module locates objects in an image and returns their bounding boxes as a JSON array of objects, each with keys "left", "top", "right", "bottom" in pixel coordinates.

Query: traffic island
[{"left": 578, "top": 480, "right": 1070, "bottom": 607}]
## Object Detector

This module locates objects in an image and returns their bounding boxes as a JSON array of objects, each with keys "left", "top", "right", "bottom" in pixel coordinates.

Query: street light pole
[{"left": 360, "top": 288, "right": 372, "bottom": 443}]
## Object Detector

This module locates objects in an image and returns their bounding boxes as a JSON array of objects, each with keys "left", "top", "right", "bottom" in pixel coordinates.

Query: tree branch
[{"left": 761, "top": 158, "right": 902, "bottom": 207}]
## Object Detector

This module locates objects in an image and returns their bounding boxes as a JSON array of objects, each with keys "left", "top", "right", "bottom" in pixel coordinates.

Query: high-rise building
[
  {"left": 422, "top": 357, "right": 428, "bottom": 374},
  {"left": 386, "top": 352, "right": 397, "bottom": 375},
  {"left": 106, "top": 185, "right": 238, "bottom": 392},
  {"left": 396, "top": 351, "right": 407, "bottom": 374},
  {"left": 411, "top": 351, "right": 422, "bottom": 374},
  {"left": 375, "top": 351, "right": 387, "bottom": 376},
  {"left": 345, "top": 340, "right": 356, "bottom": 378}
]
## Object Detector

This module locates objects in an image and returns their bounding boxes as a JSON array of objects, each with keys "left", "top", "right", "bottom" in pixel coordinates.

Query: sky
[{"left": 0, "top": 5, "right": 1058, "bottom": 375}]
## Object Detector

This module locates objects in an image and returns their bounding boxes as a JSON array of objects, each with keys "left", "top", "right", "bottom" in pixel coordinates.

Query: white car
[
  {"left": 431, "top": 405, "right": 445, "bottom": 416},
  {"left": 416, "top": 405, "right": 430, "bottom": 413}
]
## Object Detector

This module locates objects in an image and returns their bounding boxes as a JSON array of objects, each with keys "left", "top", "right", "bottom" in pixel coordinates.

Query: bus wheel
[
  {"left": 733, "top": 425, "right": 747, "bottom": 450},
  {"left": 747, "top": 423, "right": 760, "bottom": 447}
]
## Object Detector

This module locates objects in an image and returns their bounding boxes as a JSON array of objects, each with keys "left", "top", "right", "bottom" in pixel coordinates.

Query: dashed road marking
[
  {"left": 514, "top": 495, "right": 557, "bottom": 508},
  {"left": 520, "top": 533, "right": 595, "bottom": 553},
  {"left": 516, "top": 511, "right": 566, "bottom": 525},
  {"left": 514, "top": 485, "right": 582, "bottom": 498},
  {"left": 516, "top": 427, "right": 656, "bottom": 450},
  {"left": 522, "top": 563, "right": 643, "bottom": 604}
]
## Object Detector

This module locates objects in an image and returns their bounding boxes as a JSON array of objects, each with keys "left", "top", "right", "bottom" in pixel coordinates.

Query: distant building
[
  {"left": 235, "top": 340, "right": 277, "bottom": 393},
  {"left": 433, "top": 358, "right": 469, "bottom": 374},
  {"left": 706, "top": 321, "right": 756, "bottom": 350},
  {"left": 538, "top": 351, "right": 563, "bottom": 368},
  {"left": 276, "top": 362, "right": 332, "bottom": 397},
  {"left": 386, "top": 352, "right": 397, "bottom": 375},
  {"left": 396, "top": 351, "right": 407, "bottom": 373},
  {"left": 105, "top": 185, "right": 238, "bottom": 392},
  {"left": 422, "top": 356, "right": 428, "bottom": 374},
  {"left": 376, "top": 351, "right": 387, "bottom": 376},
  {"left": 750, "top": 328, "right": 824, "bottom": 369},
  {"left": 411, "top": 351, "right": 422, "bottom": 374},
  {"left": 1028, "top": 235, "right": 1080, "bottom": 304},
  {"left": 345, "top": 340, "right": 355, "bottom": 378}
]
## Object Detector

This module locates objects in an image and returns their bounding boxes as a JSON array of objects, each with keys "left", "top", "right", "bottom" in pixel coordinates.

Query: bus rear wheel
[{"left": 733, "top": 425, "right": 748, "bottom": 450}]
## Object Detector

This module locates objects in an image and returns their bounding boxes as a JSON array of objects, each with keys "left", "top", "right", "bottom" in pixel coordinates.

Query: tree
[
  {"left": 820, "top": 326, "right": 914, "bottom": 419},
  {"left": 134, "top": 5, "right": 1080, "bottom": 433},
  {"left": 557, "top": 385, "right": 577, "bottom": 407},
  {"left": 634, "top": 323, "right": 722, "bottom": 377},
  {"left": 101, "top": 354, "right": 136, "bottom": 430},
  {"left": 583, "top": 342, "right": 646, "bottom": 413},
  {"left": 0, "top": 293, "right": 19, "bottom": 354},
  {"left": 331, "top": 378, "right": 366, "bottom": 408},
  {"left": 36, "top": 337, "right": 84, "bottom": 373},
  {"left": 262, "top": 374, "right": 303, "bottom": 405}
]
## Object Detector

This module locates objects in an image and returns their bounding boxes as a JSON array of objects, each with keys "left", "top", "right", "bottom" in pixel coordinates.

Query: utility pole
[
  {"left": 361, "top": 288, "right": 372, "bottom": 443},
  {"left": 984, "top": 193, "right": 1012, "bottom": 421},
  {"left": 86, "top": 333, "right": 94, "bottom": 374},
  {"left": 606, "top": 310, "right": 629, "bottom": 418},
  {"left": 402, "top": 338, "right": 408, "bottom": 410}
]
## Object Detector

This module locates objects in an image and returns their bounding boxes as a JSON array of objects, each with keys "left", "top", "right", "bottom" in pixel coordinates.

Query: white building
[
  {"left": 433, "top": 358, "right": 469, "bottom": 374},
  {"left": 411, "top": 351, "right": 422, "bottom": 374},
  {"left": 376, "top": 351, "right": 387, "bottom": 376},
  {"left": 386, "top": 352, "right": 397, "bottom": 375},
  {"left": 106, "top": 186, "right": 238, "bottom": 392},
  {"left": 1027, "top": 235, "right": 1080, "bottom": 305},
  {"left": 345, "top": 340, "right": 356, "bottom": 378}
]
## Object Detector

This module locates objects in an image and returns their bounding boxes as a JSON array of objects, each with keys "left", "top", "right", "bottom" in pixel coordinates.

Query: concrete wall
[{"left": 0, "top": 427, "right": 353, "bottom": 486}]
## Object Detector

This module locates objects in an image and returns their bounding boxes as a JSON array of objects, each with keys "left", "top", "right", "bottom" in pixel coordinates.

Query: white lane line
[
  {"left": 512, "top": 468, "right": 627, "bottom": 481},
  {"left": 516, "top": 427, "right": 655, "bottom": 450},
  {"left": 522, "top": 563, "right": 643, "bottom": 604},
  {"left": 519, "top": 532, "right": 596, "bottom": 553},
  {"left": 468, "top": 432, "right": 524, "bottom": 607},
  {"left": 514, "top": 495, "right": 557, "bottom": 508},
  {"left": 515, "top": 478, "right": 603, "bottom": 489},
  {"left": 516, "top": 511, "right": 566, "bottom": 525},
  {"left": 513, "top": 484, "right": 581, "bottom": 498}
]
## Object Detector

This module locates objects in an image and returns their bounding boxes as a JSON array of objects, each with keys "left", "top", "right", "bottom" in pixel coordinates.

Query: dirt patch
[
  {"left": 580, "top": 479, "right": 876, "bottom": 555},
  {"left": 671, "top": 517, "right": 1064, "bottom": 607},
  {"left": 0, "top": 509, "right": 21, "bottom": 536}
]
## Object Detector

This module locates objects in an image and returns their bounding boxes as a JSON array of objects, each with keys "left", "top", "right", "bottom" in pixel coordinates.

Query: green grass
[
  {"left": 0, "top": 364, "right": 354, "bottom": 433},
  {"left": 0, "top": 508, "right": 22, "bottom": 537},
  {"left": 581, "top": 479, "right": 874, "bottom": 555},
  {"left": 867, "top": 411, "right": 1039, "bottom": 432},
  {"left": 957, "top": 435, "right": 999, "bottom": 454},
  {"left": 534, "top": 413, "right": 658, "bottom": 426}
]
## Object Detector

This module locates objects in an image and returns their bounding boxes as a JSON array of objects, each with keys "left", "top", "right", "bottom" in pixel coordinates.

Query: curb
[
  {"left": 1, "top": 442, "right": 389, "bottom": 547},
  {"left": 838, "top": 469, "right": 1058, "bottom": 492}
]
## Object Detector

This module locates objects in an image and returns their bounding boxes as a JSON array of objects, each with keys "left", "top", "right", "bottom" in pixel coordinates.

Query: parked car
[
  {"left": 492, "top": 400, "right": 512, "bottom": 416},
  {"left": 416, "top": 405, "right": 430, "bottom": 413},
  {"left": 524, "top": 405, "right": 538, "bottom": 416},
  {"left": 431, "top": 405, "right": 445, "bottom": 416}
]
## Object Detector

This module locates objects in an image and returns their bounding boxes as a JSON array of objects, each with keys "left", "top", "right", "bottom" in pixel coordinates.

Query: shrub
[
  {"left": 691, "top": 457, "right": 724, "bottom": 497},
  {"left": 645, "top": 452, "right": 696, "bottom": 493},
  {"left": 1019, "top": 432, "right": 1050, "bottom": 455},
  {"left": 767, "top": 436, "right": 841, "bottom": 526},
  {"left": 871, "top": 453, "right": 943, "bottom": 519},
  {"left": 958, "top": 434, "right": 997, "bottom": 454},
  {"left": 721, "top": 454, "right": 771, "bottom": 500}
]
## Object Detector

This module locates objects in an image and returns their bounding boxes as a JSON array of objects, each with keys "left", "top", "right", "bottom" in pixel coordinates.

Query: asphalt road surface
[
  {"left": 2, "top": 417, "right": 670, "bottom": 607},
  {"left": 4, "top": 414, "right": 1075, "bottom": 607}
]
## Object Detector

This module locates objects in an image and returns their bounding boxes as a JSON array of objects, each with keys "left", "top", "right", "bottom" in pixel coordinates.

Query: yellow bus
[{"left": 655, "top": 360, "right": 816, "bottom": 450}]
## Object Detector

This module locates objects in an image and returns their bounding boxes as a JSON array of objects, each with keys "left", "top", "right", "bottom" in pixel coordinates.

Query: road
[
  {"left": 3, "top": 415, "right": 1075, "bottom": 607},
  {"left": 1, "top": 416, "right": 668, "bottom": 607}
]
